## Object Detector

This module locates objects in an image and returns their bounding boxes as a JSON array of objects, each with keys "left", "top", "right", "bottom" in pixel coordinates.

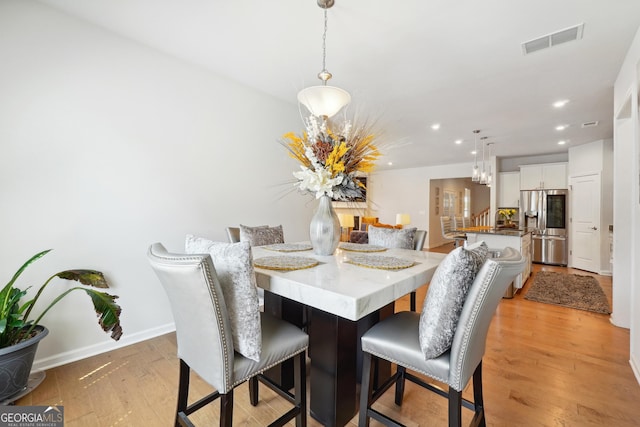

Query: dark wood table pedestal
[{"left": 265, "top": 292, "right": 393, "bottom": 427}]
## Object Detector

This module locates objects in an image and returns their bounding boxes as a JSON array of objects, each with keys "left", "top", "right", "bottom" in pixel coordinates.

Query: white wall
[
  {"left": 368, "top": 162, "right": 476, "bottom": 248},
  {"left": 568, "top": 139, "right": 614, "bottom": 275},
  {"left": 613, "top": 24, "right": 640, "bottom": 384},
  {"left": 602, "top": 140, "right": 614, "bottom": 274},
  {"left": 0, "top": 1, "right": 313, "bottom": 369}
]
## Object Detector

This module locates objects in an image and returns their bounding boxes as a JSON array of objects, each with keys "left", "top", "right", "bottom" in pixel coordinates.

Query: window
[
  {"left": 443, "top": 190, "right": 455, "bottom": 217},
  {"left": 463, "top": 188, "right": 471, "bottom": 218}
]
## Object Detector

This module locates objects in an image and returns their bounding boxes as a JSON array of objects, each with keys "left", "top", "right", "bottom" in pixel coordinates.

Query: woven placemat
[
  {"left": 254, "top": 256, "right": 319, "bottom": 271},
  {"left": 262, "top": 243, "right": 313, "bottom": 252},
  {"left": 346, "top": 254, "right": 415, "bottom": 270},
  {"left": 339, "top": 243, "right": 387, "bottom": 252}
]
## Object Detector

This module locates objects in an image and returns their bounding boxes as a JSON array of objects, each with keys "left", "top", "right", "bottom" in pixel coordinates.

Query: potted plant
[{"left": 0, "top": 249, "right": 122, "bottom": 401}]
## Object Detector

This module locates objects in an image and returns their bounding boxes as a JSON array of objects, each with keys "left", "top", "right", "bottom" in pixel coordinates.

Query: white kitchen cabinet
[
  {"left": 519, "top": 162, "right": 567, "bottom": 190},
  {"left": 498, "top": 171, "right": 520, "bottom": 207},
  {"left": 465, "top": 231, "right": 532, "bottom": 290},
  {"left": 521, "top": 232, "right": 532, "bottom": 282}
]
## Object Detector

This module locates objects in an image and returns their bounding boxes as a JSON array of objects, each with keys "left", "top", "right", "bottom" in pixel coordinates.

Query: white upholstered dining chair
[{"left": 441, "top": 215, "right": 466, "bottom": 247}]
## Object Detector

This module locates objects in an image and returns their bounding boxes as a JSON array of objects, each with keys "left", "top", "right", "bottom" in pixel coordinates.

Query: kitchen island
[{"left": 461, "top": 227, "right": 532, "bottom": 290}]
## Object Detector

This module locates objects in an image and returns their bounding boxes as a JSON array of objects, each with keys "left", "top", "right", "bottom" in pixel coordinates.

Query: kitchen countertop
[{"left": 457, "top": 226, "right": 532, "bottom": 237}]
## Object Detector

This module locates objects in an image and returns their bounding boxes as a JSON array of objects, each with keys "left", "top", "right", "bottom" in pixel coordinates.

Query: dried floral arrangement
[{"left": 281, "top": 115, "right": 381, "bottom": 200}]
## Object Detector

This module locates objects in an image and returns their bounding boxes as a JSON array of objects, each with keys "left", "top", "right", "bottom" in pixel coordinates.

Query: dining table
[{"left": 252, "top": 242, "right": 445, "bottom": 427}]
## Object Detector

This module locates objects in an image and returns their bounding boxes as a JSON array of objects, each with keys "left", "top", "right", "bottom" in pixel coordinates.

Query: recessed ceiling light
[
  {"left": 555, "top": 124, "right": 568, "bottom": 131},
  {"left": 431, "top": 123, "right": 440, "bottom": 130},
  {"left": 387, "top": 161, "right": 393, "bottom": 166},
  {"left": 558, "top": 140, "right": 566, "bottom": 145},
  {"left": 553, "top": 99, "right": 569, "bottom": 108},
  {"left": 471, "top": 150, "right": 477, "bottom": 155},
  {"left": 455, "top": 139, "right": 463, "bottom": 145}
]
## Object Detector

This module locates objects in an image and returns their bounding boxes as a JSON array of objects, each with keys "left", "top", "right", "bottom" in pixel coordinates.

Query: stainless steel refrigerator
[{"left": 520, "top": 189, "right": 568, "bottom": 266}]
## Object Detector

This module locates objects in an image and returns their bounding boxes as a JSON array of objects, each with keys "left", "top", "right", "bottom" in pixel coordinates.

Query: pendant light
[
  {"left": 297, "top": 0, "right": 351, "bottom": 118},
  {"left": 471, "top": 130, "right": 480, "bottom": 182},
  {"left": 486, "top": 142, "right": 493, "bottom": 187},
  {"left": 479, "top": 136, "right": 488, "bottom": 184}
]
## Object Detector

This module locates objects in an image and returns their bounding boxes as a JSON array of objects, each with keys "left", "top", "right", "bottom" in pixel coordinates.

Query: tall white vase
[{"left": 309, "top": 195, "right": 341, "bottom": 256}]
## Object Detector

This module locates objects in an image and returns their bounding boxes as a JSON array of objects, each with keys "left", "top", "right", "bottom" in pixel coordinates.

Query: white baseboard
[
  {"left": 609, "top": 313, "right": 630, "bottom": 329},
  {"left": 631, "top": 353, "right": 640, "bottom": 387},
  {"left": 32, "top": 323, "right": 176, "bottom": 371},
  {"left": 599, "top": 269, "right": 612, "bottom": 276}
]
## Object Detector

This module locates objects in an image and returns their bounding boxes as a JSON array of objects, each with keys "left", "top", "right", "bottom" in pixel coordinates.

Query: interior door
[{"left": 570, "top": 173, "right": 601, "bottom": 273}]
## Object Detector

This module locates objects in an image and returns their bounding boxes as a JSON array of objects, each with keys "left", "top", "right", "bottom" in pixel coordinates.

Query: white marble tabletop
[{"left": 253, "top": 244, "right": 446, "bottom": 321}]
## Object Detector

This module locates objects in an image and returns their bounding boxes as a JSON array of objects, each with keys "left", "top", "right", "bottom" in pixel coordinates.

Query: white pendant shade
[{"left": 298, "top": 85, "right": 351, "bottom": 118}]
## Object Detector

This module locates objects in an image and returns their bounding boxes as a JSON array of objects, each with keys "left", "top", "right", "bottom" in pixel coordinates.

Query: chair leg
[
  {"left": 358, "top": 352, "right": 375, "bottom": 427},
  {"left": 294, "top": 351, "right": 307, "bottom": 427},
  {"left": 472, "top": 362, "right": 486, "bottom": 427},
  {"left": 410, "top": 292, "right": 416, "bottom": 312},
  {"left": 220, "top": 391, "right": 233, "bottom": 427},
  {"left": 249, "top": 376, "right": 258, "bottom": 406},
  {"left": 394, "top": 366, "right": 406, "bottom": 406},
  {"left": 176, "top": 359, "right": 190, "bottom": 427},
  {"left": 448, "top": 388, "right": 463, "bottom": 427}
]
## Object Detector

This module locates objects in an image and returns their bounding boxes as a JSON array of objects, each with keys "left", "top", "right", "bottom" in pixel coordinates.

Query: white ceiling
[{"left": 39, "top": 0, "right": 640, "bottom": 170}]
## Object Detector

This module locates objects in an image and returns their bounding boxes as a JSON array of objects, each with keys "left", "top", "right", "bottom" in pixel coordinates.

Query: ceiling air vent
[
  {"left": 581, "top": 121, "right": 599, "bottom": 128},
  {"left": 522, "top": 23, "right": 585, "bottom": 55}
]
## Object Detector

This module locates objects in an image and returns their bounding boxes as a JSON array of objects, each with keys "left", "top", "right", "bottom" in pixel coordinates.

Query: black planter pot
[{"left": 0, "top": 325, "right": 49, "bottom": 401}]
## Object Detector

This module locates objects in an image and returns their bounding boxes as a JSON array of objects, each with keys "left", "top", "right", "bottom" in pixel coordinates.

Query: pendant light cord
[
  {"left": 322, "top": 9, "right": 327, "bottom": 75},
  {"left": 471, "top": 129, "right": 481, "bottom": 182},
  {"left": 317, "top": 9, "right": 331, "bottom": 86},
  {"left": 473, "top": 131, "right": 479, "bottom": 167}
]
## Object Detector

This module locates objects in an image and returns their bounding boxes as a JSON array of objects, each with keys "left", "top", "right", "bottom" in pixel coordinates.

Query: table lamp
[
  {"left": 396, "top": 213, "right": 411, "bottom": 228},
  {"left": 338, "top": 214, "right": 355, "bottom": 241}
]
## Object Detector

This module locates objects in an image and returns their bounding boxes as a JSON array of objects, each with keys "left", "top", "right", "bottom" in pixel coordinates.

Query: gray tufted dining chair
[
  {"left": 368, "top": 226, "right": 423, "bottom": 312},
  {"left": 409, "top": 229, "right": 428, "bottom": 311},
  {"left": 147, "top": 243, "right": 308, "bottom": 427},
  {"left": 225, "top": 227, "right": 240, "bottom": 243},
  {"left": 358, "top": 247, "right": 525, "bottom": 427},
  {"left": 413, "top": 229, "right": 427, "bottom": 251}
]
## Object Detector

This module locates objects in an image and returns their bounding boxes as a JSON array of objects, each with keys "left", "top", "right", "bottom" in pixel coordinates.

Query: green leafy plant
[{"left": 0, "top": 249, "right": 122, "bottom": 348}]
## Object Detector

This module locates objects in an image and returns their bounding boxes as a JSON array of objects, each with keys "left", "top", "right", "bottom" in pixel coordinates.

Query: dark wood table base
[{"left": 264, "top": 291, "right": 393, "bottom": 427}]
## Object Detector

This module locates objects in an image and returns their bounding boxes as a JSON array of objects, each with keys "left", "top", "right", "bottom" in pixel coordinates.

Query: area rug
[{"left": 524, "top": 271, "right": 611, "bottom": 314}]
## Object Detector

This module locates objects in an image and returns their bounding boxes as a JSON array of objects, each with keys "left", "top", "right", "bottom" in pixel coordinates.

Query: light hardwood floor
[{"left": 16, "top": 244, "right": 640, "bottom": 426}]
